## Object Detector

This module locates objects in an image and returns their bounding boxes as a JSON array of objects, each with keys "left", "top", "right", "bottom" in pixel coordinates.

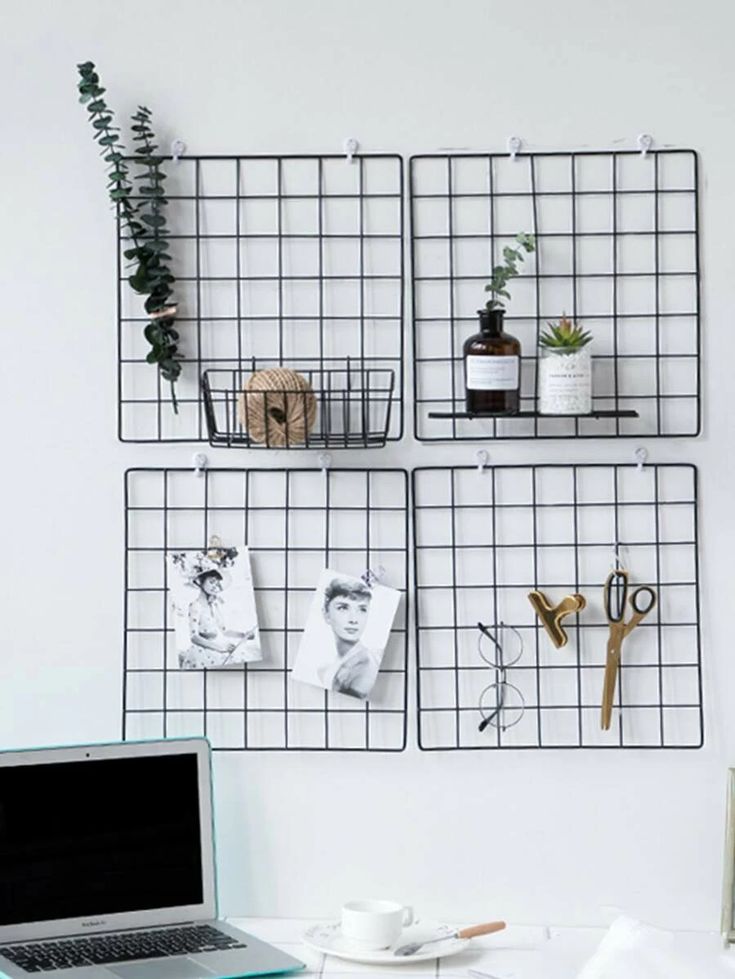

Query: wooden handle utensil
[
  {"left": 394, "top": 921, "right": 506, "bottom": 956},
  {"left": 457, "top": 922, "right": 507, "bottom": 939}
]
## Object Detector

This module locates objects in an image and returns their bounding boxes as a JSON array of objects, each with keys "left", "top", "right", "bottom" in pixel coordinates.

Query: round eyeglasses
[{"left": 476, "top": 621, "right": 526, "bottom": 733}]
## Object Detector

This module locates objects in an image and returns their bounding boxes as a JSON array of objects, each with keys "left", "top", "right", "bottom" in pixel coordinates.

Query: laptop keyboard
[{"left": 0, "top": 924, "right": 246, "bottom": 973}]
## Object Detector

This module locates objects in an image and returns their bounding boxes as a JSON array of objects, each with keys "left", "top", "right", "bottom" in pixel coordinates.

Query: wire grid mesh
[
  {"left": 118, "top": 155, "right": 404, "bottom": 444},
  {"left": 124, "top": 468, "right": 409, "bottom": 750},
  {"left": 410, "top": 150, "right": 700, "bottom": 440},
  {"left": 412, "top": 464, "right": 702, "bottom": 749}
]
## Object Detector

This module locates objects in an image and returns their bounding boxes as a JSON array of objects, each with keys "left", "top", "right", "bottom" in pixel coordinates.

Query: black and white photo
[
  {"left": 292, "top": 569, "right": 400, "bottom": 700},
  {"left": 167, "top": 546, "right": 262, "bottom": 669}
]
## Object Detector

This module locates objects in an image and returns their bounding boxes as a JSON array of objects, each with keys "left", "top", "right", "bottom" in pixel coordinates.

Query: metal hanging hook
[
  {"left": 476, "top": 449, "right": 490, "bottom": 473},
  {"left": 317, "top": 451, "right": 332, "bottom": 473},
  {"left": 192, "top": 452, "right": 208, "bottom": 477}
]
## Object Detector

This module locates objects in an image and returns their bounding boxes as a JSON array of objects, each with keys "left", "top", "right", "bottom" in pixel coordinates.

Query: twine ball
[{"left": 237, "top": 368, "right": 317, "bottom": 447}]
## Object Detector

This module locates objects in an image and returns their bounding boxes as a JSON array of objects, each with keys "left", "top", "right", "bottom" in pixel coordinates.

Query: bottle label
[{"left": 466, "top": 355, "right": 519, "bottom": 391}]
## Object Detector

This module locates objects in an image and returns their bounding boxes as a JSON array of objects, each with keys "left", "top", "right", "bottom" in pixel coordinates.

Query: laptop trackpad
[{"left": 110, "top": 959, "right": 215, "bottom": 979}]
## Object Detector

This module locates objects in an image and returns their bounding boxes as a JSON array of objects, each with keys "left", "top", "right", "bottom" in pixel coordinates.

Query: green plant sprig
[
  {"left": 539, "top": 314, "right": 593, "bottom": 349},
  {"left": 129, "top": 106, "right": 180, "bottom": 392},
  {"left": 485, "top": 231, "right": 535, "bottom": 310},
  {"left": 77, "top": 62, "right": 181, "bottom": 411}
]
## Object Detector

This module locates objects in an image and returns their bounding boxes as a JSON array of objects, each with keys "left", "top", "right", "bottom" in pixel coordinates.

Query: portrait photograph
[
  {"left": 167, "top": 545, "right": 262, "bottom": 669},
  {"left": 292, "top": 569, "right": 401, "bottom": 701}
]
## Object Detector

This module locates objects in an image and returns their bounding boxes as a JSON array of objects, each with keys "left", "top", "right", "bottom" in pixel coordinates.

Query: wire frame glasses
[{"left": 476, "top": 621, "right": 526, "bottom": 733}]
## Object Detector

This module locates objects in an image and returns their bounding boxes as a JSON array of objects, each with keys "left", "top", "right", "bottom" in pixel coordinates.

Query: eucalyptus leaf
[{"left": 128, "top": 269, "right": 149, "bottom": 293}]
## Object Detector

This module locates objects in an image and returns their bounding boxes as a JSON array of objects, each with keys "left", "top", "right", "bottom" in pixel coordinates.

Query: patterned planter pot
[{"left": 538, "top": 345, "right": 592, "bottom": 415}]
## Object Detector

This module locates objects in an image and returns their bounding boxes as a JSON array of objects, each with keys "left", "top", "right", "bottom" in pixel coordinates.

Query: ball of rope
[{"left": 237, "top": 368, "right": 317, "bottom": 447}]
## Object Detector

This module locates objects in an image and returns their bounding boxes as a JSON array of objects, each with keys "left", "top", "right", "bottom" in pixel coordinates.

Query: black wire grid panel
[
  {"left": 118, "top": 155, "right": 404, "bottom": 445},
  {"left": 124, "top": 468, "right": 409, "bottom": 750},
  {"left": 410, "top": 150, "right": 700, "bottom": 440},
  {"left": 412, "top": 464, "right": 702, "bottom": 749}
]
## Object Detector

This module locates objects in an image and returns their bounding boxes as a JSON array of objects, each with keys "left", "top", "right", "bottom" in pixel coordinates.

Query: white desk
[{"left": 231, "top": 918, "right": 735, "bottom": 979}]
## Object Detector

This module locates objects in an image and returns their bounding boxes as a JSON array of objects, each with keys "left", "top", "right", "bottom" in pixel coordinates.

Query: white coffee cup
[{"left": 341, "top": 899, "right": 414, "bottom": 950}]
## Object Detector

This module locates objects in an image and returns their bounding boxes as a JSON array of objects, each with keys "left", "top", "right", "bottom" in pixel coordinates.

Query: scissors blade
[{"left": 601, "top": 633, "right": 622, "bottom": 730}]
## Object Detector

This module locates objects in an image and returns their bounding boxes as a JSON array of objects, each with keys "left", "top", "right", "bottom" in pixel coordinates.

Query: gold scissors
[{"left": 601, "top": 568, "right": 657, "bottom": 730}]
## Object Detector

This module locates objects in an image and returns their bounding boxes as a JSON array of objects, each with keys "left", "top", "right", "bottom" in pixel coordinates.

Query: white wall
[{"left": 1, "top": 0, "right": 734, "bottom": 931}]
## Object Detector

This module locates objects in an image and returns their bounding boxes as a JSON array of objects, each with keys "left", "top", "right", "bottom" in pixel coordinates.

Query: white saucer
[{"left": 303, "top": 920, "right": 468, "bottom": 964}]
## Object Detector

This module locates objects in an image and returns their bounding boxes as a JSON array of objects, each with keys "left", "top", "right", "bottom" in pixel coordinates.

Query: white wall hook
[
  {"left": 634, "top": 446, "right": 648, "bottom": 472},
  {"left": 637, "top": 133, "right": 653, "bottom": 157},
  {"left": 171, "top": 139, "right": 187, "bottom": 164},
  {"left": 343, "top": 137, "right": 359, "bottom": 163},
  {"left": 507, "top": 136, "right": 522, "bottom": 161},
  {"left": 476, "top": 449, "right": 490, "bottom": 473},
  {"left": 317, "top": 451, "right": 332, "bottom": 473},
  {"left": 192, "top": 452, "right": 208, "bottom": 477}
]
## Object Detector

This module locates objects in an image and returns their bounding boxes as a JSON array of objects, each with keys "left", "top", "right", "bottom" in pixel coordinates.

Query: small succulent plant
[
  {"left": 539, "top": 314, "right": 592, "bottom": 349},
  {"left": 485, "top": 232, "right": 535, "bottom": 310}
]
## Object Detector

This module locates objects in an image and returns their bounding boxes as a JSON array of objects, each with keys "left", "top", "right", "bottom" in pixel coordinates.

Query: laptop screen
[{"left": 0, "top": 752, "right": 204, "bottom": 927}]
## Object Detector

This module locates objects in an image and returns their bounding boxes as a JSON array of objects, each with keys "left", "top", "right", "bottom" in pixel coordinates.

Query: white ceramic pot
[{"left": 538, "top": 345, "right": 592, "bottom": 415}]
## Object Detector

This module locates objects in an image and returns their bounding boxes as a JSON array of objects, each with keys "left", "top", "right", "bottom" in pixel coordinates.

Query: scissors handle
[
  {"left": 604, "top": 568, "right": 629, "bottom": 623},
  {"left": 630, "top": 585, "right": 656, "bottom": 616},
  {"left": 621, "top": 587, "right": 657, "bottom": 640}
]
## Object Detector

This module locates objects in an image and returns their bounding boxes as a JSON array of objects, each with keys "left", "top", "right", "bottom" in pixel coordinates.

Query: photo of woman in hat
[{"left": 168, "top": 547, "right": 262, "bottom": 669}]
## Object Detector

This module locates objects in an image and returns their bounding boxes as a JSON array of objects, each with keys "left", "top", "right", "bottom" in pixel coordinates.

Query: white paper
[{"left": 576, "top": 917, "right": 698, "bottom": 979}]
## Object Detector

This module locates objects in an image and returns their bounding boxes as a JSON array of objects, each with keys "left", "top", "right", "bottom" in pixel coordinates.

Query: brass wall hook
[{"left": 528, "top": 591, "right": 587, "bottom": 648}]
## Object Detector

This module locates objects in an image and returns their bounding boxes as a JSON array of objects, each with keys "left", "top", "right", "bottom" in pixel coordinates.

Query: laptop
[{"left": 0, "top": 739, "right": 305, "bottom": 979}]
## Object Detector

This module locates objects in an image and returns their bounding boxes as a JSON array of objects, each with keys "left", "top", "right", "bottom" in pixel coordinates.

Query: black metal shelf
[{"left": 428, "top": 409, "right": 639, "bottom": 420}]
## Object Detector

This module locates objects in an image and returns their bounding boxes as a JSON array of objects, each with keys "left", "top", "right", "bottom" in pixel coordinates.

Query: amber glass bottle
[{"left": 463, "top": 308, "right": 521, "bottom": 414}]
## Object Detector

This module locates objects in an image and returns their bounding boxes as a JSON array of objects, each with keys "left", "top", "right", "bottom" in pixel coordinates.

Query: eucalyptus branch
[
  {"left": 484, "top": 231, "right": 535, "bottom": 311},
  {"left": 76, "top": 62, "right": 181, "bottom": 411},
  {"left": 129, "top": 106, "right": 180, "bottom": 395}
]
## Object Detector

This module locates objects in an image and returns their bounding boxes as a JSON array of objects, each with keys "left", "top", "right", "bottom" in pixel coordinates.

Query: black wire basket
[{"left": 201, "top": 359, "right": 396, "bottom": 449}]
